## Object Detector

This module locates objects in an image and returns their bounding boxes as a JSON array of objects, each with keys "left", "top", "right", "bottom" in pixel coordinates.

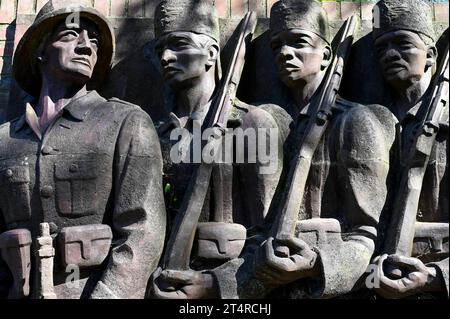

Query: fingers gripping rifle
[
  {"left": 268, "top": 16, "right": 359, "bottom": 256},
  {"left": 382, "top": 32, "right": 449, "bottom": 278},
  {"left": 162, "top": 12, "right": 258, "bottom": 271}
]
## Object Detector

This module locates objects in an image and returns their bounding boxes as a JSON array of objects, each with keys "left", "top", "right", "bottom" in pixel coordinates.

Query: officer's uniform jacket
[{"left": 0, "top": 91, "right": 166, "bottom": 299}]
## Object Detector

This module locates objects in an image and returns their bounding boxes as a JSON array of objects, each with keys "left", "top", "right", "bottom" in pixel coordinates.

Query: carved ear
[
  {"left": 321, "top": 44, "right": 332, "bottom": 70},
  {"left": 425, "top": 44, "right": 437, "bottom": 71},
  {"left": 206, "top": 43, "right": 219, "bottom": 67}
]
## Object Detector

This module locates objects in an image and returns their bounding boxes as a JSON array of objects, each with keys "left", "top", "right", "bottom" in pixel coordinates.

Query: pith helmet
[{"left": 13, "top": 0, "right": 115, "bottom": 97}]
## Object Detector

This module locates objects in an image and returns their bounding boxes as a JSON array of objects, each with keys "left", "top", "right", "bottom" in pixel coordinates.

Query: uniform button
[
  {"left": 69, "top": 164, "right": 79, "bottom": 173},
  {"left": 5, "top": 169, "right": 13, "bottom": 177},
  {"left": 41, "top": 146, "right": 53, "bottom": 155},
  {"left": 41, "top": 186, "right": 54, "bottom": 198}
]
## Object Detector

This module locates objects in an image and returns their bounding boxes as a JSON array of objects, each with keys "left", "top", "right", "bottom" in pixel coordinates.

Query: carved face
[
  {"left": 375, "top": 30, "right": 434, "bottom": 87},
  {"left": 40, "top": 18, "right": 100, "bottom": 85},
  {"left": 270, "top": 29, "right": 330, "bottom": 88},
  {"left": 155, "top": 32, "right": 217, "bottom": 90}
]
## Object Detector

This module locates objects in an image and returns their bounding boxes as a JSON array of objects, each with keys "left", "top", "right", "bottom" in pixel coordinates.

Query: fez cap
[
  {"left": 270, "top": 0, "right": 331, "bottom": 44},
  {"left": 154, "top": 0, "right": 220, "bottom": 43},
  {"left": 373, "top": 0, "right": 435, "bottom": 41}
]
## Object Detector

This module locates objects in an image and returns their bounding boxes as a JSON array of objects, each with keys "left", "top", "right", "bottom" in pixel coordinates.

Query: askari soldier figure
[
  {"left": 0, "top": 0, "right": 166, "bottom": 299},
  {"left": 150, "top": 0, "right": 290, "bottom": 298},
  {"left": 370, "top": 0, "right": 449, "bottom": 299}
]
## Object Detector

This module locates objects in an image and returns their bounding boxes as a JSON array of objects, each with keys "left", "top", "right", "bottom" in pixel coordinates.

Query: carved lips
[
  {"left": 163, "top": 66, "right": 181, "bottom": 78},
  {"left": 383, "top": 62, "right": 407, "bottom": 75},
  {"left": 72, "top": 57, "right": 92, "bottom": 69}
]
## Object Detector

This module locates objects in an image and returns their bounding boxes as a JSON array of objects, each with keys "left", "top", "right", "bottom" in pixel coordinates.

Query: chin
[
  {"left": 63, "top": 71, "right": 92, "bottom": 86},
  {"left": 280, "top": 74, "right": 302, "bottom": 89},
  {"left": 384, "top": 73, "right": 410, "bottom": 86},
  {"left": 167, "top": 77, "right": 195, "bottom": 91}
]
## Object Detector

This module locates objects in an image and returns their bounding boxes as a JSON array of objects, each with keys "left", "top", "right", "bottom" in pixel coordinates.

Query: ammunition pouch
[
  {"left": 195, "top": 222, "right": 247, "bottom": 261},
  {"left": 412, "top": 222, "right": 449, "bottom": 263},
  {"left": 295, "top": 218, "right": 342, "bottom": 247},
  {"left": 0, "top": 228, "right": 32, "bottom": 298},
  {"left": 58, "top": 224, "right": 112, "bottom": 269}
]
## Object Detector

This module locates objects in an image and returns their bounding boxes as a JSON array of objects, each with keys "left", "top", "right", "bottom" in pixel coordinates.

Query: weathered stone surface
[{"left": 0, "top": 0, "right": 448, "bottom": 301}]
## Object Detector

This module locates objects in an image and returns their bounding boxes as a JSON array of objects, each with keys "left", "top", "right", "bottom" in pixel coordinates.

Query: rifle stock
[{"left": 163, "top": 12, "right": 258, "bottom": 270}]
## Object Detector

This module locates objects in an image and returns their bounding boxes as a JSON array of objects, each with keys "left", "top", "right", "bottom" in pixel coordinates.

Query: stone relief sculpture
[
  {"left": 0, "top": 0, "right": 447, "bottom": 300},
  {"left": 156, "top": 0, "right": 398, "bottom": 299},
  {"left": 0, "top": 0, "right": 166, "bottom": 299},
  {"left": 368, "top": 0, "right": 449, "bottom": 299}
]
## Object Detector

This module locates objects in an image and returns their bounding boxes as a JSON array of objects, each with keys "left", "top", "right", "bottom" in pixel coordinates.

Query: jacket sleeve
[
  {"left": 90, "top": 109, "right": 166, "bottom": 299},
  {"left": 310, "top": 104, "right": 397, "bottom": 298},
  {"left": 428, "top": 257, "right": 449, "bottom": 297},
  {"left": 236, "top": 103, "right": 292, "bottom": 226}
]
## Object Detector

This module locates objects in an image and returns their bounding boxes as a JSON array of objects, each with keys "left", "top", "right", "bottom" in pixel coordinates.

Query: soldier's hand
[
  {"left": 372, "top": 254, "right": 435, "bottom": 299},
  {"left": 151, "top": 267, "right": 217, "bottom": 299},
  {"left": 255, "top": 236, "right": 318, "bottom": 286}
]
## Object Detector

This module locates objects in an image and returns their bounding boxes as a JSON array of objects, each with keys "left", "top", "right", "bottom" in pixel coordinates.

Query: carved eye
[
  {"left": 173, "top": 40, "right": 192, "bottom": 50},
  {"left": 398, "top": 41, "right": 414, "bottom": 50},
  {"left": 90, "top": 38, "right": 99, "bottom": 49},
  {"left": 271, "top": 41, "right": 282, "bottom": 52},
  {"left": 59, "top": 30, "right": 79, "bottom": 41},
  {"left": 293, "top": 38, "right": 311, "bottom": 48}
]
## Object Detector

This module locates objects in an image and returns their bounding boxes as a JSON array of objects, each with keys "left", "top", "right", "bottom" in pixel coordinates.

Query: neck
[
  {"left": 173, "top": 71, "right": 216, "bottom": 118},
  {"left": 391, "top": 72, "right": 432, "bottom": 121},
  {"left": 36, "top": 76, "right": 88, "bottom": 130},
  {"left": 290, "top": 71, "right": 326, "bottom": 118}
]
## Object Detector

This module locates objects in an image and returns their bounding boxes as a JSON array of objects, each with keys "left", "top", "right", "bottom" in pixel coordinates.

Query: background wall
[{"left": 1, "top": 0, "right": 449, "bottom": 123}]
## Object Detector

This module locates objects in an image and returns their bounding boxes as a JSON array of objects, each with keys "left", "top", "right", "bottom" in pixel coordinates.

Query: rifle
[
  {"left": 268, "top": 15, "right": 359, "bottom": 256},
  {"left": 382, "top": 32, "right": 449, "bottom": 278},
  {"left": 162, "top": 11, "right": 258, "bottom": 271},
  {"left": 36, "top": 223, "right": 56, "bottom": 299}
]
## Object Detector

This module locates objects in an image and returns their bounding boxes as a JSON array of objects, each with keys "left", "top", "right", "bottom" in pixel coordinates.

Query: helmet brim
[{"left": 13, "top": 7, "right": 115, "bottom": 97}]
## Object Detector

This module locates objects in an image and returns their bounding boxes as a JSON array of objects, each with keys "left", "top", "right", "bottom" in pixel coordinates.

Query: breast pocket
[
  {"left": 54, "top": 160, "right": 100, "bottom": 217},
  {"left": 0, "top": 166, "right": 32, "bottom": 223}
]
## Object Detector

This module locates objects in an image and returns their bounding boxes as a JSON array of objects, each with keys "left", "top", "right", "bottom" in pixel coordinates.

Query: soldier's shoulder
[
  {"left": 103, "top": 97, "right": 152, "bottom": 121},
  {"left": 0, "top": 116, "right": 20, "bottom": 132},
  {"left": 105, "top": 97, "right": 142, "bottom": 111},
  {"left": 235, "top": 99, "right": 293, "bottom": 126},
  {"left": 337, "top": 98, "right": 398, "bottom": 143},
  {"left": 337, "top": 97, "right": 398, "bottom": 126}
]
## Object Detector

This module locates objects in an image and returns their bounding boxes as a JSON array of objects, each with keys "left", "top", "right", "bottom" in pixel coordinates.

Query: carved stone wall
[{"left": 1, "top": 0, "right": 449, "bottom": 123}]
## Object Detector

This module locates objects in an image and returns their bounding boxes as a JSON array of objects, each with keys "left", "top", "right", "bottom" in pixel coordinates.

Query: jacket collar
[{"left": 13, "top": 90, "right": 104, "bottom": 133}]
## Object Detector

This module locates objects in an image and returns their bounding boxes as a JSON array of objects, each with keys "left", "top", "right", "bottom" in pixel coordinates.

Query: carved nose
[
  {"left": 161, "top": 50, "right": 176, "bottom": 67},
  {"left": 382, "top": 47, "right": 401, "bottom": 63},
  {"left": 75, "top": 31, "right": 93, "bottom": 56},
  {"left": 279, "top": 46, "right": 294, "bottom": 61}
]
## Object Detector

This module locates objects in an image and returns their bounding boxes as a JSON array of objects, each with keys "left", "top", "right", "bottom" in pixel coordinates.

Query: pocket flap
[
  {"left": 54, "top": 160, "right": 98, "bottom": 180},
  {"left": 0, "top": 166, "right": 30, "bottom": 184}
]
